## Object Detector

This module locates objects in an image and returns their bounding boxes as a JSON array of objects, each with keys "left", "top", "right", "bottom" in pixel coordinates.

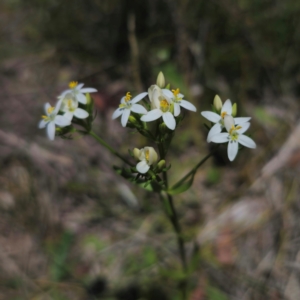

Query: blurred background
[{"left": 1, "top": 0, "right": 300, "bottom": 299}]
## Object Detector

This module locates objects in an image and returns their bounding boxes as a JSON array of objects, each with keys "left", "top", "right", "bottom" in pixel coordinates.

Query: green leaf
[{"left": 167, "top": 173, "right": 194, "bottom": 195}]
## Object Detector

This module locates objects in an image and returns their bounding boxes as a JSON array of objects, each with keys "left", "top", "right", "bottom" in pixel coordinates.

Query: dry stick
[{"left": 127, "top": 13, "right": 143, "bottom": 93}]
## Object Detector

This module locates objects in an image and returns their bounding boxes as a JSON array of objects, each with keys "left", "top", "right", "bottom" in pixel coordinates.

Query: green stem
[
  {"left": 89, "top": 130, "right": 134, "bottom": 167},
  {"left": 171, "top": 147, "right": 218, "bottom": 190}
]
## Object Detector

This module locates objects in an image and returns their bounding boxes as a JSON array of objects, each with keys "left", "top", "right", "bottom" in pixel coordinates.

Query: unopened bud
[
  {"left": 156, "top": 71, "right": 165, "bottom": 88},
  {"left": 157, "top": 160, "right": 166, "bottom": 171},
  {"left": 128, "top": 115, "right": 138, "bottom": 126},
  {"left": 86, "top": 93, "right": 93, "bottom": 106},
  {"left": 133, "top": 148, "right": 140, "bottom": 160},
  {"left": 232, "top": 103, "right": 237, "bottom": 117},
  {"left": 213, "top": 95, "right": 222, "bottom": 112},
  {"left": 224, "top": 115, "right": 234, "bottom": 132}
]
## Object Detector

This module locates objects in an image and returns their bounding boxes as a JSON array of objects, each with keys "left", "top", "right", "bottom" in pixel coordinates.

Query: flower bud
[
  {"left": 156, "top": 159, "right": 166, "bottom": 171},
  {"left": 224, "top": 115, "right": 235, "bottom": 132},
  {"left": 133, "top": 148, "right": 140, "bottom": 160},
  {"left": 128, "top": 115, "right": 138, "bottom": 126},
  {"left": 232, "top": 103, "right": 237, "bottom": 117},
  {"left": 156, "top": 71, "right": 165, "bottom": 88},
  {"left": 213, "top": 95, "right": 222, "bottom": 112}
]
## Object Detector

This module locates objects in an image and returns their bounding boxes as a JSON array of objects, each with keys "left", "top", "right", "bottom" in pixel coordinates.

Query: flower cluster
[
  {"left": 38, "top": 81, "right": 97, "bottom": 140},
  {"left": 201, "top": 95, "right": 256, "bottom": 161},
  {"left": 112, "top": 74, "right": 197, "bottom": 131},
  {"left": 112, "top": 72, "right": 197, "bottom": 175}
]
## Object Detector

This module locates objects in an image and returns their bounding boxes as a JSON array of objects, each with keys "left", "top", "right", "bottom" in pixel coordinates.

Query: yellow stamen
[
  {"left": 229, "top": 125, "right": 242, "bottom": 135},
  {"left": 41, "top": 115, "right": 48, "bottom": 119},
  {"left": 125, "top": 92, "right": 132, "bottom": 102},
  {"left": 160, "top": 99, "right": 169, "bottom": 112},
  {"left": 221, "top": 111, "right": 227, "bottom": 118},
  {"left": 145, "top": 150, "right": 149, "bottom": 161},
  {"left": 172, "top": 88, "right": 180, "bottom": 97},
  {"left": 47, "top": 106, "right": 55, "bottom": 114},
  {"left": 69, "top": 81, "right": 78, "bottom": 89}
]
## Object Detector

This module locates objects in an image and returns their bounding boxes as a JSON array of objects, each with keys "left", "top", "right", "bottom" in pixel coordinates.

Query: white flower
[
  {"left": 133, "top": 147, "right": 158, "bottom": 174},
  {"left": 60, "top": 81, "right": 97, "bottom": 105},
  {"left": 141, "top": 85, "right": 176, "bottom": 130},
  {"left": 201, "top": 99, "right": 251, "bottom": 142},
  {"left": 59, "top": 93, "right": 89, "bottom": 121},
  {"left": 38, "top": 98, "right": 71, "bottom": 141},
  {"left": 210, "top": 115, "right": 256, "bottom": 161},
  {"left": 162, "top": 88, "right": 197, "bottom": 117},
  {"left": 112, "top": 91, "right": 148, "bottom": 127}
]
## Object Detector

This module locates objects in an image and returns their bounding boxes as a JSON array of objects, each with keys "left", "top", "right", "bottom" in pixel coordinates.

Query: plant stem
[
  {"left": 171, "top": 147, "right": 219, "bottom": 190},
  {"left": 89, "top": 130, "right": 134, "bottom": 167}
]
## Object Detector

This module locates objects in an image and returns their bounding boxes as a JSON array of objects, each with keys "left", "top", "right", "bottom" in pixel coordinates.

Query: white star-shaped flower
[
  {"left": 201, "top": 99, "right": 251, "bottom": 142},
  {"left": 112, "top": 92, "right": 148, "bottom": 127},
  {"left": 38, "top": 98, "right": 71, "bottom": 141},
  {"left": 59, "top": 93, "right": 89, "bottom": 121},
  {"left": 162, "top": 88, "right": 197, "bottom": 116},
  {"left": 133, "top": 147, "right": 158, "bottom": 174},
  {"left": 141, "top": 85, "right": 176, "bottom": 130},
  {"left": 210, "top": 115, "right": 256, "bottom": 161},
  {"left": 60, "top": 81, "right": 97, "bottom": 105}
]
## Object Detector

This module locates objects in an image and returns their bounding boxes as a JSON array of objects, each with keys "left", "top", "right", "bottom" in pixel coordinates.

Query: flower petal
[
  {"left": 174, "top": 103, "right": 181, "bottom": 117},
  {"left": 74, "top": 108, "right": 89, "bottom": 119},
  {"left": 38, "top": 119, "right": 47, "bottom": 129},
  {"left": 112, "top": 108, "right": 123, "bottom": 119},
  {"left": 162, "top": 112, "right": 176, "bottom": 130},
  {"left": 131, "top": 104, "right": 147, "bottom": 114},
  {"left": 237, "top": 122, "right": 250, "bottom": 134},
  {"left": 238, "top": 135, "right": 256, "bottom": 149},
  {"left": 76, "top": 93, "right": 87, "bottom": 104},
  {"left": 227, "top": 141, "right": 238, "bottom": 161},
  {"left": 131, "top": 92, "right": 148, "bottom": 104},
  {"left": 121, "top": 108, "right": 131, "bottom": 127},
  {"left": 207, "top": 123, "right": 222, "bottom": 142},
  {"left": 54, "top": 97, "right": 64, "bottom": 114},
  {"left": 141, "top": 109, "right": 162, "bottom": 122},
  {"left": 179, "top": 100, "right": 197, "bottom": 112},
  {"left": 46, "top": 122, "right": 56, "bottom": 141},
  {"left": 55, "top": 115, "right": 71, "bottom": 127},
  {"left": 136, "top": 160, "right": 150, "bottom": 174},
  {"left": 44, "top": 103, "right": 51, "bottom": 115},
  {"left": 221, "top": 99, "right": 232, "bottom": 115},
  {"left": 162, "top": 89, "right": 173, "bottom": 98},
  {"left": 201, "top": 111, "right": 221, "bottom": 123},
  {"left": 80, "top": 87, "right": 97, "bottom": 93},
  {"left": 63, "top": 111, "right": 74, "bottom": 121},
  {"left": 76, "top": 83, "right": 84, "bottom": 90},
  {"left": 234, "top": 117, "right": 251, "bottom": 125},
  {"left": 210, "top": 133, "right": 229, "bottom": 143}
]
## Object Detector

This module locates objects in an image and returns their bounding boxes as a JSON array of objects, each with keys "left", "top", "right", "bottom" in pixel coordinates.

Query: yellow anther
[
  {"left": 41, "top": 115, "right": 48, "bottom": 119},
  {"left": 229, "top": 125, "right": 241, "bottom": 135},
  {"left": 125, "top": 92, "right": 132, "bottom": 102},
  {"left": 229, "top": 125, "right": 235, "bottom": 135},
  {"left": 160, "top": 99, "right": 169, "bottom": 108},
  {"left": 145, "top": 150, "right": 149, "bottom": 161},
  {"left": 172, "top": 88, "right": 180, "bottom": 97},
  {"left": 236, "top": 125, "right": 242, "bottom": 130},
  {"left": 69, "top": 81, "right": 78, "bottom": 89},
  {"left": 221, "top": 111, "right": 227, "bottom": 118},
  {"left": 47, "top": 106, "right": 55, "bottom": 114}
]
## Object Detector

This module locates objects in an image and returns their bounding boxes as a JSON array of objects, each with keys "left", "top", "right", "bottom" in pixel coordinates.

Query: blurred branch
[{"left": 127, "top": 13, "right": 143, "bottom": 93}]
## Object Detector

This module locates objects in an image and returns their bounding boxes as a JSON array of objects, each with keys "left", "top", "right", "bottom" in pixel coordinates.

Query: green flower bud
[
  {"left": 213, "top": 95, "right": 222, "bottom": 112},
  {"left": 232, "top": 103, "right": 237, "bottom": 117},
  {"left": 156, "top": 160, "right": 166, "bottom": 171},
  {"left": 128, "top": 115, "right": 138, "bottom": 126},
  {"left": 156, "top": 71, "right": 165, "bottom": 88}
]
